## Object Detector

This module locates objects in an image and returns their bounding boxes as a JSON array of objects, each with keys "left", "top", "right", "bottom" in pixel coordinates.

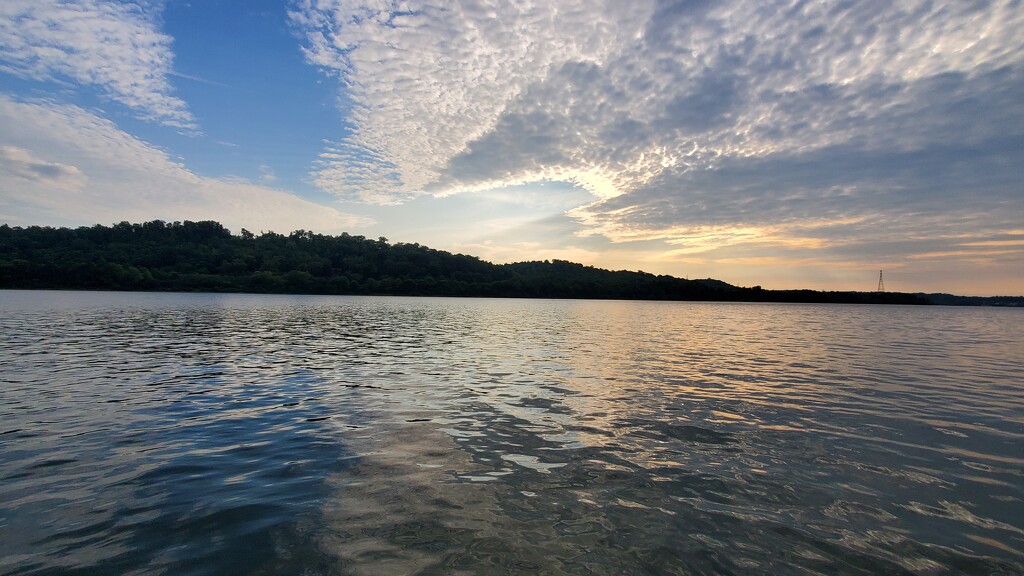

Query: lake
[{"left": 1, "top": 290, "right": 1022, "bottom": 575}]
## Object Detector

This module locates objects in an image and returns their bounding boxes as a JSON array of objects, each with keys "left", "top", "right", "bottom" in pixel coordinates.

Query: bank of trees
[{"left": 0, "top": 220, "right": 928, "bottom": 304}]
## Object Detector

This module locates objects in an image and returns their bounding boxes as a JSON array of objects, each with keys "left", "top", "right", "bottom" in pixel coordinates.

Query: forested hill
[{"left": 0, "top": 220, "right": 929, "bottom": 304}]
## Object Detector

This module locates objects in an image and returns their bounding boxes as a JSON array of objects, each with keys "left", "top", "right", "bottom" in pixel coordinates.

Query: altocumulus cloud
[
  {"left": 293, "top": 0, "right": 1023, "bottom": 268},
  {"left": 291, "top": 0, "right": 656, "bottom": 202},
  {"left": 0, "top": 96, "right": 368, "bottom": 233},
  {"left": 0, "top": 0, "right": 195, "bottom": 130}
]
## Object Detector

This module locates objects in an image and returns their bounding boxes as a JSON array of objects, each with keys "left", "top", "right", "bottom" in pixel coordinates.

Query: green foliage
[{"left": 0, "top": 220, "right": 930, "bottom": 304}]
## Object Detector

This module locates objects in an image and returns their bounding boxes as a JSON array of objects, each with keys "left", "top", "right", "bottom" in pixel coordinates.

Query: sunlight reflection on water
[{"left": 1, "top": 290, "right": 1022, "bottom": 574}]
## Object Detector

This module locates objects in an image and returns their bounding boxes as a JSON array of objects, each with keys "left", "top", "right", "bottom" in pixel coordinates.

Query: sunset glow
[{"left": 1, "top": 0, "right": 1021, "bottom": 295}]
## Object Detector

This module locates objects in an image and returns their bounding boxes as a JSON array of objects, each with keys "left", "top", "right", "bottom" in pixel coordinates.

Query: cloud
[
  {"left": 294, "top": 1, "right": 1022, "bottom": 192},
  {"left": 258, "top": 164, "right": 277, "bottom": 183},
  {"left": 0, "top": 95, "right": 368, "bottom": 233},
  {"left": 0, "top": 145, "right": 84, "bottom": 190},
  {"left": 0, "top": 0, "right": 196, "bottom": 129},
  {"left": 292, "top": 1, "right": 1023, "bottom": 259},
  {"left": 291, "top": 0, "right": 655, "bottom": 202}
]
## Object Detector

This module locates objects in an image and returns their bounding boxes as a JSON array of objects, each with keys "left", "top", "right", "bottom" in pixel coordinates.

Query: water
[{"left": 1, "top": 290, "right": 1022, "bottom": 575}]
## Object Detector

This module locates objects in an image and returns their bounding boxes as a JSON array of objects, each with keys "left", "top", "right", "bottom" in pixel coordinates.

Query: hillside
[{"left": 0, "top": 220, "right": 931, "bottom": 305}]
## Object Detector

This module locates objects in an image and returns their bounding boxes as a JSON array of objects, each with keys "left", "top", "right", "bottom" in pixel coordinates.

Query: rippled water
[{"left": 1, "top": 290, "right": 1022, "bottom": 575}]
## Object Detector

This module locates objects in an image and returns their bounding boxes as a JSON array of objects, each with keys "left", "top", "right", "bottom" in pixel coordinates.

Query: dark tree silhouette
[{"left": 0, "top": 220, "right": 934, "bottom": 304}]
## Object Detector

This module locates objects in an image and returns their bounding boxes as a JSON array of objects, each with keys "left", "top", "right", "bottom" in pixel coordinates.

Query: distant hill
[
  {"left": 693, "top": 278, "right": 738, "bottom": 291},
  {"left": 916, "top": 293, "right": 1024, "bottom": 307},
  {"left": 0, "top": 219, "right": 942, "bottom": 305}
]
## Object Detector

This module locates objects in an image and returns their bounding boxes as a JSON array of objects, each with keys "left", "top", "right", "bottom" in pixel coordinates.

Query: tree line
[{"left": 0, "top": 220, "right": 929, "bottom": 304}]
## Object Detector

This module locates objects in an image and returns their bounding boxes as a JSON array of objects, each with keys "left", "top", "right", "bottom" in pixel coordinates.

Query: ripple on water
[{"left": 0, "top": 291, "right": 1022, "bottom": 575}]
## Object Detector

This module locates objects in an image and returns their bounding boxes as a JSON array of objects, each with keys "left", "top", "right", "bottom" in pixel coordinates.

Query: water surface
[{"left": 1, "top": 290, "right": 1022, "bottom": 574}]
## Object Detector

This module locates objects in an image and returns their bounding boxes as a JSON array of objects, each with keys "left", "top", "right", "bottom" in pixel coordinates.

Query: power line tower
[{"left": 877, "top": 270, "right": 885, "bottom": 293}]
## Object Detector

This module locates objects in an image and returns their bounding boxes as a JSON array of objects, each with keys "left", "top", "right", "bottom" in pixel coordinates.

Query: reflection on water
[{"left": 1, "top": 290, "right": 1022, "bottom": 575}]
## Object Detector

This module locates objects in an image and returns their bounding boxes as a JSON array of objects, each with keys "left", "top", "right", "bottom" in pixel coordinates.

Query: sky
[{"left": 0, "top": 0, "right": 1022, "bottom": 296}]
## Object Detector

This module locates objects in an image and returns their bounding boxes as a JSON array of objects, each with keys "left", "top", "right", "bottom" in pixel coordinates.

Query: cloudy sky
[{"left": 1, "top": 0, "right": 1021, "bottom": 295}]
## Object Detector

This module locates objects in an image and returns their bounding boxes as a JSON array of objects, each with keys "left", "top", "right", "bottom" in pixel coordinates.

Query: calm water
[{"left": 1, "top": 291, "right": 1022, "bottom": 575}]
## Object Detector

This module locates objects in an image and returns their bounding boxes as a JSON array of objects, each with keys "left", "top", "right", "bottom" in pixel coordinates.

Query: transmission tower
[{"left": 877, "top": 270, "right": 885, "bottom": 293}]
